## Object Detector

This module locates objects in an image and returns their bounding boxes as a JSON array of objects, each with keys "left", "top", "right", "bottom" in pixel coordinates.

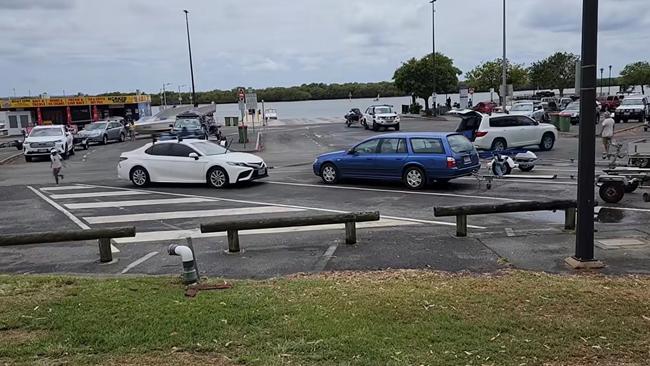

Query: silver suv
[{"left": 362, "top": 105, "right": 401, "bottom": 131}]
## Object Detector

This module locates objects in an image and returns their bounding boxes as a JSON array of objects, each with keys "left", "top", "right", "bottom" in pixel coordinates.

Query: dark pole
[
  {"left": 501, "top": 0, "right": 507, "bottom": 107},
  {"left": 608, "top": 65, "right": 612, "bottom": 95},
  {"left": 430, "top": 0, "right": 437, "bottom": 116},
  {"left": 183, "top": 10, "right": 197, "bottom": 107},
  {"left": 574, "top": 0, "right": 599, "bottom": 263},
  {"left": 600, "top": 68, "right": 604, "bottom": 96}
]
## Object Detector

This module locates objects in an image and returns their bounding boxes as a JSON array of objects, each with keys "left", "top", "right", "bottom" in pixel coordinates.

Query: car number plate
[
  {"left": 463, "top": 156, "right": 472, "bottom": 164},
  {"left": 37, "top": 149, "right": 49, "bottom": 153},
  {"left": 258, "top": 168, "right": 267, "bottom": 175}
]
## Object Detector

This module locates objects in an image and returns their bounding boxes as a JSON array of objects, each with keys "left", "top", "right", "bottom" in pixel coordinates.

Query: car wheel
[
  {"left": 624, "top": 181, "right": 639, "bottom": 193},
  {"left": 491, "top": 162, "right": 512, "bottom": 176},
  {"left": 403, "top": 166, "right": 426, "bottom": 190},
  {"left": 62, "top": 145, "right": 69, "bottom": 159},
  {"left": 320, "top": 163, "right": 339, "bottom": 184},
  {"left": 346, "top": 121, "right": 351, "bottom": 127},
  {"left": 614, "top": 118, "right": 621, "bottom": 124},
  {"left": 207, "top": 166, "right": 229, "bottom": 188},
  {"left": 83, "top": 142, "right": 89, "bottom": 150},
  {"left": 102, "top": 135, "right": 108, "bottom": 145},
  {"left": 394, "top": 124, "right": 400, "bottom": 131},
  {"left": 69, "top": 144, "right": 75, "bottom": 155},
  {"left": 599, "top": 182, "right": 625, "bottom": 203},
  {"left": 130, "top": 166, "right": 150, "bottom": 187},
  {"left": 519, "top": 165, "right": 535, "bottom": 172},
  {"left": 25, "top": 156, "right": 32, "bottom": 162},
  {"left": 641, "top": 113, "right": 647, "bottom": 123},
  {"left": 119, "top": 133, "right": 125, "bottom": 142},
  {"left": 363, "top": 120, "right": 369, "bottom": 130},
  {"left": 539, "top": 133, "right": 555, "bottom": 151},
  {"left": 491, "top": 138, "right": 507, "bottom": 152},
  {"left": 372, "top": 122, "right": 378, "bottom": 131},
  {"left": 596, "top": 114, "right": 600, "bottom": 123}
]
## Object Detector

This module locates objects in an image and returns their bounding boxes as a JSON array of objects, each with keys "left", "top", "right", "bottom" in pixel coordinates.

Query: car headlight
[
  {"left": 395, "top": 116, "right": 400, "bottom": 122},
  {"left": 572, "top": 113, "right": 578, "bottom": 118},
  {"left": 227, "top": 162, "right": 247, "bottom": 167}
]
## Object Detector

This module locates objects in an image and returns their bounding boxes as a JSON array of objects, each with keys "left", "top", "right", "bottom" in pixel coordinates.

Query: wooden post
[
  {"left": 227, "top": 229, "right": 240, "bottom": 253},
  {"left": 98, "top": 238, "right": 113, "bottom": 263},
  {"left": 456, "top": 215, "right": 468, "bottom": 237},
  {"left": 345, "top": 221, "right": 357, "bottom": 245},
  {"left": 564, "top": 207, "right": 576, "bottom": 230}
]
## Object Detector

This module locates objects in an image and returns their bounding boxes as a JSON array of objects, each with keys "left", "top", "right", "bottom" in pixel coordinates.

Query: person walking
[
  {"left": 601, "top": 111, "right": 615, "bottom": 158},
  {"left": 50, "top": 149, "right": 65, "bottom": 184},
  {"left": 129, "top": 121, "right": 136, "bottom": 142}
]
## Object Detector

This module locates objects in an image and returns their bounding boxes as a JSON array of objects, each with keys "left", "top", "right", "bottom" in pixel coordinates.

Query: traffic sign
[{"left": 245, "top": 92, "right": 258, "bottom": 110}]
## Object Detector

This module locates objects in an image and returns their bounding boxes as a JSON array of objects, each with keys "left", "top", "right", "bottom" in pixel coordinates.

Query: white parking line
[
  {"left": 40, "top": 185, "right": 93, "bottom": 191},
  {"left": 84, "top": 207, "right": 305, "bottom": 224},
  {"left": 65, "top": 197, "right": 214, "bottom": 210},
  {"left": 120, "top": 252, "right": 158, "bottom": 274},
  {"left": 456, "top": 177, "right": 578, "bottom": 186},
  {"left": 113, "top": 218, "right": 417, "bottom": 244},
  {"left": 265, "top": 181, "right": 517, "bottom": 202},
  {"left": 27, "top": 186, "right": 90, "bottom": 230},
  {"left": 50, "top": 191, "right": 146, "bottom": 199}
]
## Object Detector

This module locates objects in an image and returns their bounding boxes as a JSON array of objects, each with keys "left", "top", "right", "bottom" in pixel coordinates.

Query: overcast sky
[{"left": 1, "top": 0, "right": 648, "bottom": 96}]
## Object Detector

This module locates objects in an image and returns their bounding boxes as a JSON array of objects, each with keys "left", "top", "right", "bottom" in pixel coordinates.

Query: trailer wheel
[{"left": 599, "top": 182, "right": 625, "bottom": 204}]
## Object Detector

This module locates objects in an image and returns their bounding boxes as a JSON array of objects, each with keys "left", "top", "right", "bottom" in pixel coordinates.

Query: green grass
[{"left": 1, "top": 270, "right": 649, "bottom": 365}]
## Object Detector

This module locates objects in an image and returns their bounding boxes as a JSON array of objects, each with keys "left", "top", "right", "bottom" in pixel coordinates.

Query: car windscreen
[
  {"left": 511, "top": 104, "right": 532, "bottom": 111},
  {"left": 374, "top": 107, "right": 392, "bottom": 114},
  {"left": 175, "top": 119, "right": 201, "bottom": 129},
  {"left": 621, "top": 99, "right": 642, "bottom": 106},
  {"left": 190, "top": 141, "right": 228, "bottom": 155},
  {"left": 447, "top": 134, "right": 474, "bottom": 153},
  {"left": 565, "top": 103, "right": 580, "bottom": 111},
  {"left": 29, "top": 128, "right": 62, "bottom": 137},
  {"left": 85, "top": 123, "right": 107, "bottom": 130}
]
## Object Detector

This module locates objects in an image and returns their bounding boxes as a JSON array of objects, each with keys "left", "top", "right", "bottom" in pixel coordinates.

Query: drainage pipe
[{"left": 168, "top": 244, "right": 198, "bottom": 284}]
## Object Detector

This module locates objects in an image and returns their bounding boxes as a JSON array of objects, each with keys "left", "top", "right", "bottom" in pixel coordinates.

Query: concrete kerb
[{"left": 0, "top": 151, "right": 23, "bottom": 165}]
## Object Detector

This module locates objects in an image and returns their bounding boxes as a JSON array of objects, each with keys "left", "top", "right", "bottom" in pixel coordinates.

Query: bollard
[
  {"left": 345, "top": 222, "right": 357, "bottom": 245},
  {"left": 227, "top": 229, "right": 240, "bottom": 253},
  {"left": 456, "top": 215, "right": 468, "bottom": 237},
  {"left": 564, "top": 207, "right": 577, "bottom": 230},
  {"left": 98, "top": 238, "right": 113, "bottom": 263}
]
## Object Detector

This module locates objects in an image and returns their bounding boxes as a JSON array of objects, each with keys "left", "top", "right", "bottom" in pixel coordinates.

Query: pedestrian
[
  {"left": 129, "top": 121, "right": 136, "bottom": 142},
  {"left": 601, "top": 111, "right": 615, "bottom": 158},
  {"left": 50, "top": 149, "right": 65, "bottom": 184}
]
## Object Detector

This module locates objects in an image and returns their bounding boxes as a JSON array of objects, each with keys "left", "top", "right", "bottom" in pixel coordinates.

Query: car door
[
  {"left": 167, "top": 143, "right": 207, "bottom": 182},
  {"left": 514, "top": 116, "right": 540, "bottom": 146},
  {"left": 408, "top": 137, "right": 447, "bottom": 178},
  {"left": 337, "top": 139, "right": 380, "bottom": 178},
  {"left": 374, "top": 138, "right": 408, "bottom": 179},
  {"left": 488, "top": 116, "right": 513, "bottom": 146},
  {"left": 110, "top": 122, "right": 122, "bottom": 140},
  {"left": 142, "top": 143, "right": 175, "bottom": 182}
]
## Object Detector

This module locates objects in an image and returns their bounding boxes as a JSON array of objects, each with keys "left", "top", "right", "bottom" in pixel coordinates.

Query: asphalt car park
[{"left": 1, "top": 117, "right": 650, "bottom": 278}]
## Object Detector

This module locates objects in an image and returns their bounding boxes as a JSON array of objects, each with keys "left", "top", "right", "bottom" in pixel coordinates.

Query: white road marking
[
  {"left": 505, "top": 227, "right": 515, "bottom": 237},
  {"left": 65, "top": 197, "right": 214, "bottom": 210},
  {"left": 84, "top": 207, "right": 305, "bottom": 224},
  {"left": 113, "top": 219, "right": 417, "bottom": 244},
  {"left": 27, "top": 186, "right": 90, "bottom": 230},
  {"left": 120, "top": 252, "right": 158, "bottom": 274},
  {"left": 313, "top": 244, "right": 339, "bottom": 272},
  {"left": 111, "top": 244, "right": 120, "bottom": 253},
  {"left": 265, "top": 181, "right": 517, "bottom": 202},
  {"left": 602, "top": 206, "right": 650, "bottom": 213},
  {"left": 40, "top": 185, "right": 93, "bottom": 191},
  {"left": 457, "top": 177, "right": 578, "bottom": 186},
  {"left": 50, "top": 191, "right": 145, "bottom": 199}
]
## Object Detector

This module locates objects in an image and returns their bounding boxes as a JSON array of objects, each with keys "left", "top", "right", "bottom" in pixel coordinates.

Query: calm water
[{"left": 152, "top": 85, "right": 631, "bottom": 120}]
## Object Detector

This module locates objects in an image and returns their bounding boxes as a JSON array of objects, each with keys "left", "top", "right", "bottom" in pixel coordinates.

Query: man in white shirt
[
  {"left": 50, "top": 149, "right": 64, "bottom": 184},
  {"left": 601, "top": 111, "right": 615, "bottom": 157}
]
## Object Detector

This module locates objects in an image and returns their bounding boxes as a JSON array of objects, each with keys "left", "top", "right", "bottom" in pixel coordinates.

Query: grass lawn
[{"left": 1, "top": 270, "right": 649, "bottom": 365}]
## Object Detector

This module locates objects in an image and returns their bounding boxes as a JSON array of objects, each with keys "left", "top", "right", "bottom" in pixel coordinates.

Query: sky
[{"left": 1, "top": 0, "right": 649, "bottom": 97}]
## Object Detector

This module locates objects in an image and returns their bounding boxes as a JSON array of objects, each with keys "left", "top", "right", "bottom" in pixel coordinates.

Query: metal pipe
[
  {"left": 168, "top": 244, "right": 198, "bottom": 284},
  {"left": 183, "top": 10, "right": 198, "bottom": 108},
  {"left": 575, "top": 0, "right": 599, "bottom": 262}
]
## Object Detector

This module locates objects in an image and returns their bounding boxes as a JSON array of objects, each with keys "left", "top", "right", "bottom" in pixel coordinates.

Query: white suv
[
  {"left": 455, "top": 111, "right": 558, "bottom": 151},
  {"left": 23, "top": 125, "right": 75, "bottom": 162},
  {"left": 361, "top": 105, "right": 400, "bottom": 131}
]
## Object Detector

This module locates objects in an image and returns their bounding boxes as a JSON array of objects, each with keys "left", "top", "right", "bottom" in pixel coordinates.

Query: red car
[
  {"left": 598, "top": 95, "right": 622, "bottom": 112},
  {"left": 473, "top": 101, "right": 498, "bottom": 114}
]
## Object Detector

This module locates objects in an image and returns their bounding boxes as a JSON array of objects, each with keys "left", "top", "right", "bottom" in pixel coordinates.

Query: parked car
[
  {"left": 559, "top": 97, "right": 574, "bottom": 110},
  {"left": 160, "top": 112, "right": 208, "bottom": 140},
  {"left": 613, "top": 95, "right": 649, "bottom": 123},
  {"left": 598, "top": 95, "right": 622, "bottom": 112},
  {"left": 0, "top": 120, "right": 7, "bottom": 136},
  {"left": 361, "top": 105, "right": 400, "bottom": 131},
  {"left": 509, "top": 102, "right": 546, "bottom": 122},
  {"left": 117, "top": 139, "right": 267, "bottom": 188},
  {"left": 455, "top": 110, "right": 558, "bottom": 151},
  {"left": 312, "top": 132, "right": 480, "bottom": 189},
  {"left": 559, "top": 101, "right": 600, "bottom": 125},
  {"left": 473, "top": 101, "right": 497, "bottom": 114},
  {"left": 75, "top": 119, "right": 126, "bottom": 149},
  {"left": 23, "top": 125, "right": 74, "bottom": 162}
]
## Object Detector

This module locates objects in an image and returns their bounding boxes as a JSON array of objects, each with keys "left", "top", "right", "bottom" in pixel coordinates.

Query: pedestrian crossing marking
[
  {"left": 65, "top": 197, "right": 214, "bottom": 209},
  {"left": 83, "top": 207, "right": 306, "bottom": 224},
  {"left": 40, "top": 185, "right": 94, "bottom": 191},
  {"left": 50, "top": 191, "right": 146, "bottom": 199}
]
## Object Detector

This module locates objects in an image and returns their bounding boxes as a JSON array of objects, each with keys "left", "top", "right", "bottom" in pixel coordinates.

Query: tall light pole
[
  {"left": 608, "top": 65, "right": 612, "bottom": 95},
  {"left": 178, "top": 84, "right": 186, "bottom": 104},
  {"left": 162, "top": 82, "right": 171, "bottom": 107},
  {"left": 183, "top": 10, "right": 198, "bottom": 108},
  {"left": 600, "top": 67, "right": 604, "bottom": 96},
  {"left": 571, "top": 0, "right": 601, "bottom": 269},
  {"left": 501, "top": 0, "right": 507, "bottom": 107},
  {"left": 430, "top": 0, "right": 437, "bottom": 116}
]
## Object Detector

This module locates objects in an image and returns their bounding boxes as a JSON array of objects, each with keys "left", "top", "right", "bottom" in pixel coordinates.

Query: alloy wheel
[
  {"left": 322, "top": 165, "right": 337, "bottom": 183},
  {"left": 131, "top": 169, "right": 147, "bottom": 186},
  {"left": 210, "top": 169, "right": 227, "bottom": 188},
  {"left": 406, "top": 169, "right": 423, "bottom": 188}
]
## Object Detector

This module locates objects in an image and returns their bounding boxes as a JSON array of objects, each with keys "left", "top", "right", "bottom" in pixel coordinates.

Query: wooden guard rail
[
  {"left": 201, "top": 211, "right": 380, "bottom": 252},
  {"left": 0, "top": 227, "right": 136, "bottom": 263},
  {"left": 434, "top": 200, "right": 579, "bottom": 237}
]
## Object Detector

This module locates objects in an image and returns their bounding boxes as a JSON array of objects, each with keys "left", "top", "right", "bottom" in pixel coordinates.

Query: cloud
[
  {"left": 0, "top": 0, "right": 75, "bottom": 10},
  {"left": 242, "top": 58, "right": 289, "bottom": 72}
]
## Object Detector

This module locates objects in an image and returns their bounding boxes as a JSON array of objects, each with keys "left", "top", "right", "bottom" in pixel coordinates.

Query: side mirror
[
  {"left": 189, "top": 152, "right": 199, "bottom": 160},
  {"left": 347, "top": 148, "right": 356, "bottom": 155}
]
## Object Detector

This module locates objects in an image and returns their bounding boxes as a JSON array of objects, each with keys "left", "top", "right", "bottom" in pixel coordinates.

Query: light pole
[
  {"left": 600, "top": 68, "right": 604, "bottom": 96},
  {"left": 178, "top": 84, "right": 186, "bottom": 105},
  {"left": 608, "top": 65, "right": 612, "bottom": 95},
  {"left": 430, "top": 0, "right": 437, "bottom": 116},
  {"left": 183, "top": 10, "right": 198, "bottom": 107},
  {"left": 501, "top": 0, "right": 507, "bottom": 107},
  {"left": 162, "top": 82, "right": 171, "bottom": 107}
]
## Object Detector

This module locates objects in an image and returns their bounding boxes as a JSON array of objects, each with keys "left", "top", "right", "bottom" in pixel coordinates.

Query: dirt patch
[
  {"left": 0, "top": 329, "right": 46, "bottom": 345},
  {"left": 102, "top": 352, "right": 235, "bottom": 366}
]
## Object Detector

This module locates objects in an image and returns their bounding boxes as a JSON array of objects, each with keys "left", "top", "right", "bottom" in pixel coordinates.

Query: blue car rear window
[
  {"left": 410, "top": 138, "right": 445, "bottom": 154},
  {"left": 447, "top": 134, "right": 475, "bottom": 153}
]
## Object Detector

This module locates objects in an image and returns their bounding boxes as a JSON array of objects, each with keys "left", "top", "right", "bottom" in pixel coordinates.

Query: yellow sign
[{"left": 0, "top": 95, "right": 151, "bottom": 109}]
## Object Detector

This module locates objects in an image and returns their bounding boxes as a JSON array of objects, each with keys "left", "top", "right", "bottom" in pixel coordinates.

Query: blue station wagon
[{"left": 313, "top": 132, "right": 480, "bottom": 189}]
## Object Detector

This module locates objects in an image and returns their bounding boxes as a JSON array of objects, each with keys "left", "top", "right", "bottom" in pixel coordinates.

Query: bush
[{"left": 409, "top": 103, "right": 422, "bottom": 114}]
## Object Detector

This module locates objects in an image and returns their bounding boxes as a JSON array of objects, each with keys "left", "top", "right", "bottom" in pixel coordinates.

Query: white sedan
[{"left": 117, "top": 139, "right": 268, "bottom": 188}]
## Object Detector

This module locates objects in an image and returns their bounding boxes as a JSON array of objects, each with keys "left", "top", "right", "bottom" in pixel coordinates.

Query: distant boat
[
  {"left": 373, "top": 94, "right": 381, "bottom": 101},
  {"left": 265, "top": 109, "right": 278, "bottom": 120}
]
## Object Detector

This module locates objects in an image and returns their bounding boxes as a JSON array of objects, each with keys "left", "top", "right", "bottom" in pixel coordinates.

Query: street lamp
[
  {"left": 608, "top": 65, "right": 612, "bottom": 95},
  {"left": 183, "top": 10, "right": 198, "bottom": 107},
  {"left": 162, "top": 82, "right": 172, "bottom": 107},
  {"left": 178, "top": 84, "right": 187, "bottom": 104},
  {"left": 600, "top": 68, "right": 604, "bottom": 96},
  {"left": 430, "top": 0, "right": 437, "bottom": 116}
]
